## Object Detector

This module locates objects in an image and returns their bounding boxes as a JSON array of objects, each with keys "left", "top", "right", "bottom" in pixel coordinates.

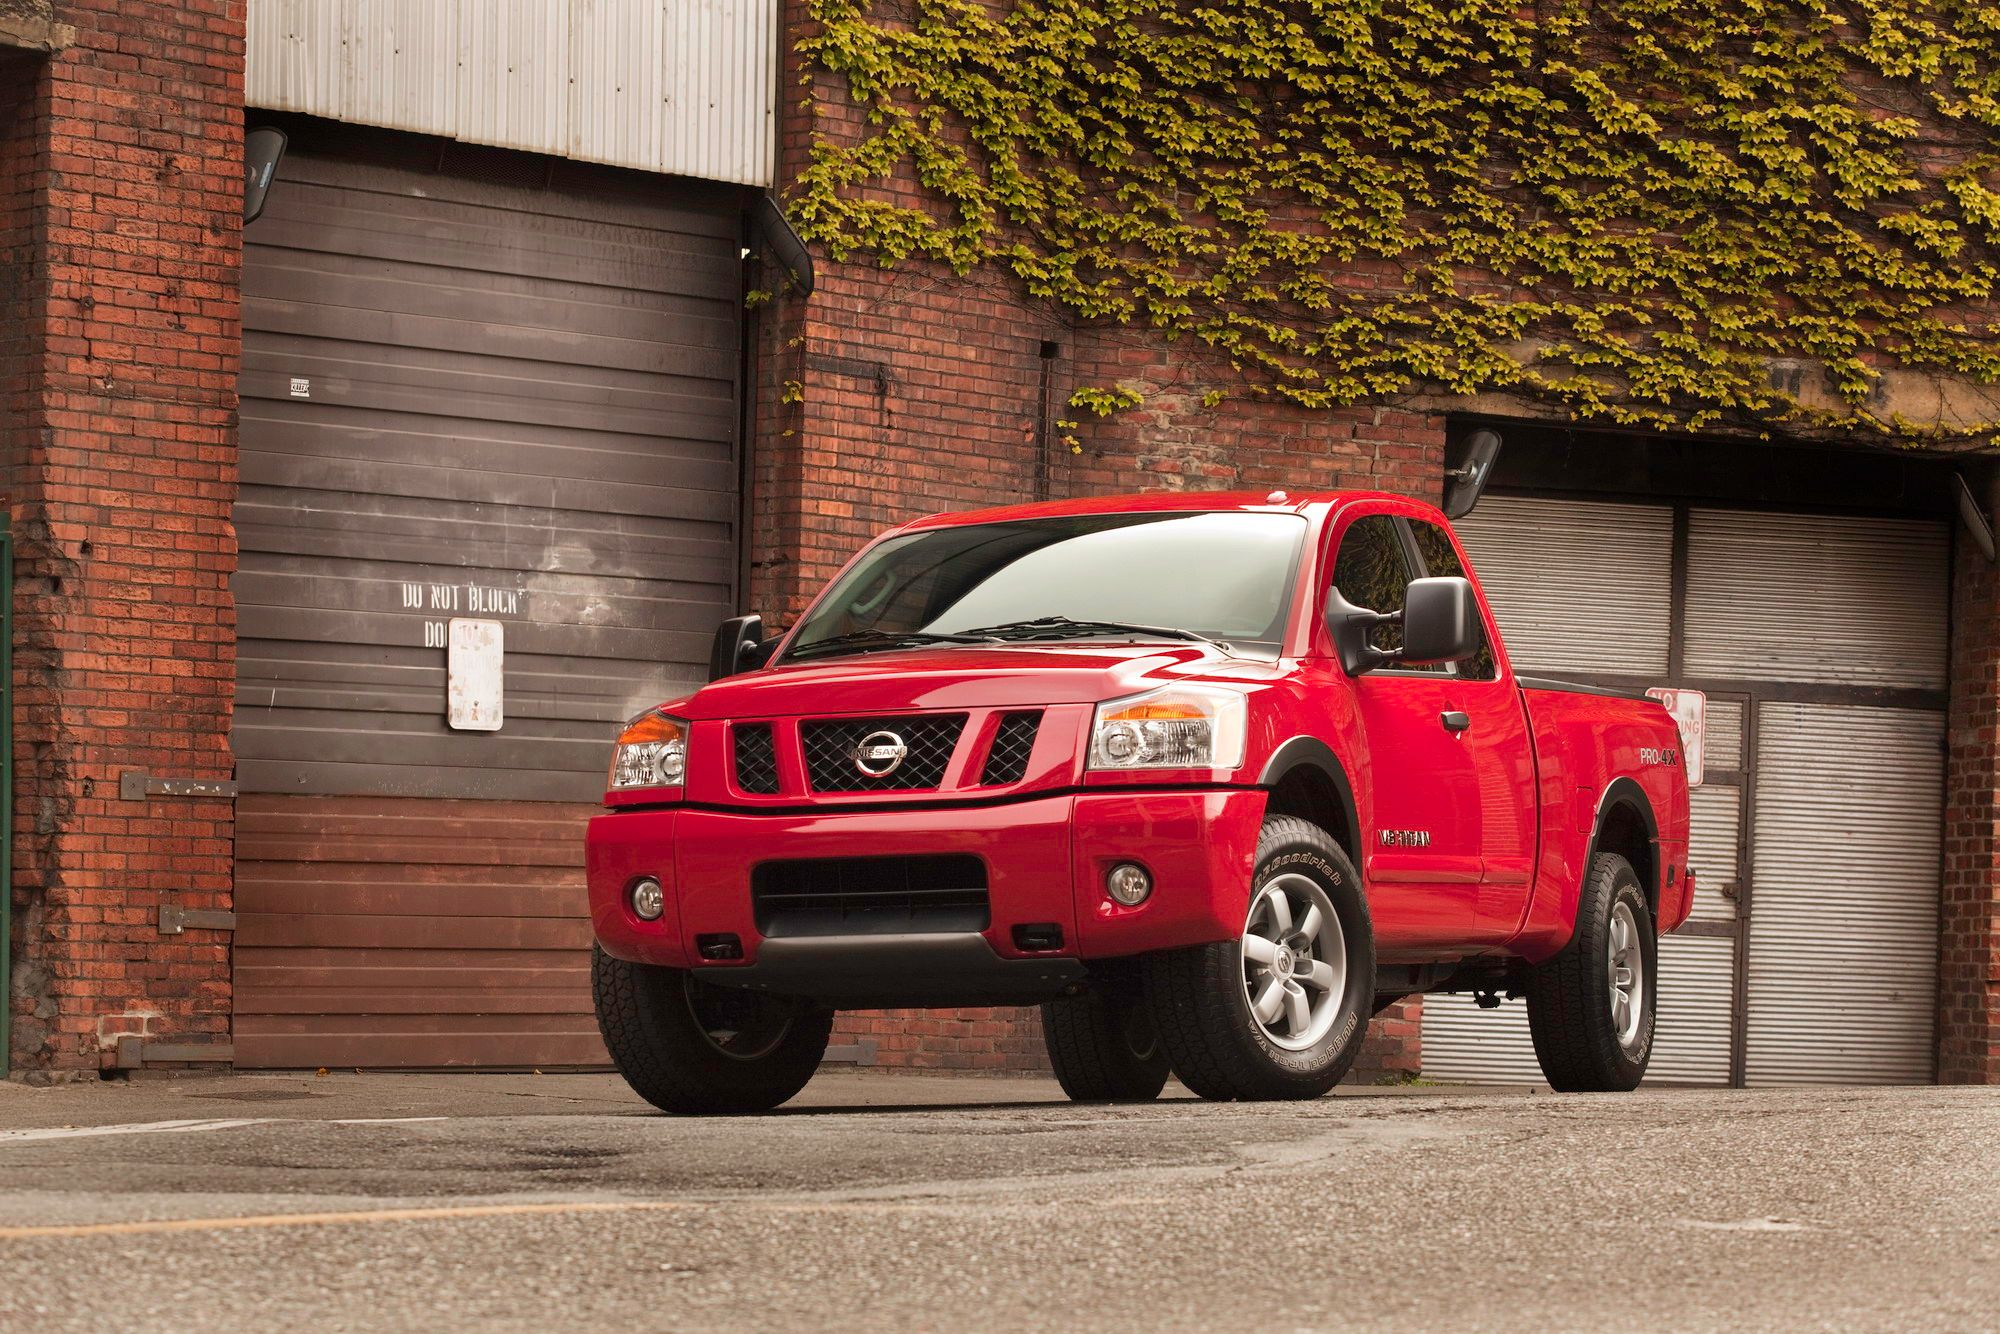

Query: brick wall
[
  {"left": 2, "top": 1, "right": 243, "bottom": 1073},
  {"left": 763, "top": 2, "right": 1438, "bottom": 1079},
  {"left": 0, "top": 46, "right": 42, "bottom": 1071},
  {"left": 1942, "top": 514, "right": 2000, "bottom": 1083}
]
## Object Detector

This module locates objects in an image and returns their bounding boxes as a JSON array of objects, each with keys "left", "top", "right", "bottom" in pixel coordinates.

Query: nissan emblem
[{"left": 852, "top": 729, "right": 909, "bottom": 777}]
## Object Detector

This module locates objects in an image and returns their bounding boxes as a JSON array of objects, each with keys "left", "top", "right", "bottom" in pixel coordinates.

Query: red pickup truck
[{"left": 587, "top": 491, "right": 1693, "bottom": 1113}]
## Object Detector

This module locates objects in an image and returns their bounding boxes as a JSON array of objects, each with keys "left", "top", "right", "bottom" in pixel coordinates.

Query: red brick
[
  {"left": 2, "top": 1, "right": 243, "bottom": 1073},
  {"left": 1942, "top": 517, "right": 2000, "bottom": 1083}
]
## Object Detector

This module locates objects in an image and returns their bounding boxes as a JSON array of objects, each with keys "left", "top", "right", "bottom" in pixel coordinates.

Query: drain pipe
[{"left": 1034, "top": 339, "right": 1060, "bottom": 502}]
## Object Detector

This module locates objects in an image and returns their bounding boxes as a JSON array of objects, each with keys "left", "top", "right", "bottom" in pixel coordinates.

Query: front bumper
[{"left": 586, "top": 788, "right": 1266, "bottom": 1006}]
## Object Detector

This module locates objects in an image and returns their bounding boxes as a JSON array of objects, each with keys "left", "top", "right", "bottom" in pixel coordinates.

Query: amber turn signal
[{"left": 609, "top": 711, "right": 689, "bottom": 790}]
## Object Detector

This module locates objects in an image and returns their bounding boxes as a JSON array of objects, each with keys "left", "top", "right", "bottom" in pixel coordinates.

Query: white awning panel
[{"left": 247, "top": 0, "right": 777, "bottom": 187}]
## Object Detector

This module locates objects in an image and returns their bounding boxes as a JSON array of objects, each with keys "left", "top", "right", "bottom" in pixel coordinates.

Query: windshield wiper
[
  {"left": 784, "top": 628, "right": 1003, "bottom": 662},
  {"left": 954, "top": 616, "right": 1229, "bottom": 649}
]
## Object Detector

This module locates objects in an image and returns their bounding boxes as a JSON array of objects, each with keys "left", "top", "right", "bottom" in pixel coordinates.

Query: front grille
[
  {"left": 732, "top": 723, "right": 780, "bottom": 794},
  {"left": 752, "top": 854, "right": 990, "bottom": 937},
  {"left": 980, "top": 711, "right": 1042, "bottom": 785},
  {"left": 800, "top": 714, "right": 964, "bottom": 792}
]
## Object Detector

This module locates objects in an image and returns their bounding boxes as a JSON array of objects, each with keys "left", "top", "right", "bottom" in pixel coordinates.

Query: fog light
[
  {"left": 1105, "top": 862, "right": 1152, "bottom": 907},
  {"left": 629, "top": 877, "right": 665, "bottom": 921}
]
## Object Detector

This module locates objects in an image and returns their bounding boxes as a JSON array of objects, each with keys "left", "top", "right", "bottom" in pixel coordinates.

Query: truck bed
[{"left": 1512, "top": 677, "right": 1694, "bottom": 954}]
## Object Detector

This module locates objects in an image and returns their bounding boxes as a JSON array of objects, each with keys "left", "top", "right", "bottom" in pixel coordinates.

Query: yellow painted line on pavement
[{"left": 0, "top": 1200, "right": 688, "bottom": 1240}]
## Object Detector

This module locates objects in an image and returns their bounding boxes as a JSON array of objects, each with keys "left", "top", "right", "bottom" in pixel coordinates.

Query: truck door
[
  {"left": 1405, "top": 517, "right": 1538, "bottom": 945},
  {"left": 1327, "top": 514, "right": 1482, "bottom": 950}
]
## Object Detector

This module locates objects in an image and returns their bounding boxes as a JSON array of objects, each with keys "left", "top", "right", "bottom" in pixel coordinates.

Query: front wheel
[
  {"left": 1144, "top": 815, "right": 1374, "bottom": 1101},
  {"left": 1524, "top": 853, "right": 1657, "bottom": 1092},
  {"left": 593, "top": 947, "right": 834, "bottom": 1114}
]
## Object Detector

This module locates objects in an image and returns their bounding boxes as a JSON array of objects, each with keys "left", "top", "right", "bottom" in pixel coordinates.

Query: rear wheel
[
  {"left": 1524, "top": 853, "right": 1657, "bottom": 1092},
  {"left": 1042, "top": 970, "right": 1169, "bottom": 1102},
  {"left": 1144, "top": 815, "right": 1374, "bottom": 1101},
  {"left": 593, "top": 947, "right": 833, "bottom": 1114}
]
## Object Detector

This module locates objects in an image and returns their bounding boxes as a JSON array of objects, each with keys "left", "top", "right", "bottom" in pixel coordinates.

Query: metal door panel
[
  {"left": 1703, "top": 697, "right": 1745, "bottom": 772},
  {"left": 234, "top": 138, "right": 741, "bottom": 801},
  {"left": 1683, "top": 511, "right": 1947, "bottom": 690},
  {"left": 1686, "top": 784, "right": 1742, "bottom": 922},
  {"left": 1644, "top": 934, "right": 1736, "bottom": 1085},
  {"left": 1452, "top": 495, "right": 1674, "bottom": 676},
  {"left": 1744, "top": 703, "right": 1942, "bottom": 1084}
]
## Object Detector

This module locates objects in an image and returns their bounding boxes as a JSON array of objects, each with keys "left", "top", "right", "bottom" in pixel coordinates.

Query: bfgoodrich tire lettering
[
  {"left": 1524, "top": 852, "right": 1657, "bottom": 1092},
  {"left": 1143, "top": 815, "right": 1375, "bottom": 1101},
  {"left": 592, "top": 946, "right": 834, "bottom": 1115}
]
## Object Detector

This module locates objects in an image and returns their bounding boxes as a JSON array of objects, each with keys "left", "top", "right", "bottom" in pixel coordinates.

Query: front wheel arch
[{"left": 1258, "top": 736, "right": 1361, "bottom": 865}]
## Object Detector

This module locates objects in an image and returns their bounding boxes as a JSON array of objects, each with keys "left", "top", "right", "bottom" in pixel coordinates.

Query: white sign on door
[{"left": 447, "top": 618, "right": 504, "bottom": 731}]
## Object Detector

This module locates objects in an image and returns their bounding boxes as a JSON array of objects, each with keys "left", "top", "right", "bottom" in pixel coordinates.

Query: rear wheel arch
[
  {"left": 1258, "top": 737, "right": 1360, "bottom": 865},
  {"left": 1589, "top": 779, "right": 1660, "bottom": 924}
]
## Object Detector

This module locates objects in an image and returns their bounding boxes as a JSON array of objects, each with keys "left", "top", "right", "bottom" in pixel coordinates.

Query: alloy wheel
[
  {"left": 1607, "top": 900, "right": 1646, "bottom": 1052},
  {"left": 1240, "top": 873, "right": 1347, "bottom": 1051}
]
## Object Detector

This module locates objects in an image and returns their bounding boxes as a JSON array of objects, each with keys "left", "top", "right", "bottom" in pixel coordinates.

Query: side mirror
[
  {"left": 1324, "top": 578, "right": 1481, "bottom": 675},
  {"left": 709, "top": 614, "right": 768, "bottom": 680},
  {"left": 1401, "top": 577, "right": 1481, "bottom": 665},
  {"left": 1443, "top": 428, "right": 1503, "bottom": 520},
  {"left": 1324, "top": 588, "right": 1399, "bottom": 675}
]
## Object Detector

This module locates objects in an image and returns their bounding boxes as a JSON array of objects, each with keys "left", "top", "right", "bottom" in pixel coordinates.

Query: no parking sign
[{"left": 1645, "top": 687, "right": 1706, "bottom": 788}]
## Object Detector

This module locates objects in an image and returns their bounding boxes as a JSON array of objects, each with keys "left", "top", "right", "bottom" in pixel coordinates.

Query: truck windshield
[{"left": 785, "top": 511, "right": 1309, "bottom": 660}]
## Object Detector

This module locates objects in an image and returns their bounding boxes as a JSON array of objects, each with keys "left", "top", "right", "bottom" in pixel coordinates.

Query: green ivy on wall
[{"left": 791, "top": 0, "right": 2000, "bottom": 442}]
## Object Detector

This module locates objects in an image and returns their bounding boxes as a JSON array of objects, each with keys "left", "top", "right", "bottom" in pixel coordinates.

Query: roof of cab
[{"left": 897, "top": 488, "right": 1422, "bottom": 531}]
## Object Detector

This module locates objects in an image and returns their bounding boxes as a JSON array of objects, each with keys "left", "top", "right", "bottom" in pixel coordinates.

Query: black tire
[
  {"left": 1143, "top": 815, "right": 1374, "bottom": 1101},
  {"left": 1041, "top": 968, "right": 1170, "bottom": 1103},
  {"left": 592, "top": 946, "right": 834, "bottom": 1114},
  {"left": 1525, "top": 853, "right": 1657, "bottom": 1092}
]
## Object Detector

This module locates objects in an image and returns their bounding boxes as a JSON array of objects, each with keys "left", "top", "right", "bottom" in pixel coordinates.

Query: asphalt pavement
[{"left": 0, "top": 1070, "right": 1991, "bottom": 1332}]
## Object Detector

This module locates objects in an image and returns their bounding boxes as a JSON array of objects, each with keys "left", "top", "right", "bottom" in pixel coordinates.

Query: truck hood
[{"left": 668, "top": 642, "right": 1278, "bottom": 720}]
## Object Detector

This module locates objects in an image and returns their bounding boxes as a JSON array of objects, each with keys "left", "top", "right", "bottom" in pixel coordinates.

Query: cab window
[
  {"left": 1331, "top": 515, "right": 1435, "bottom": 670},
  {"left": 1407, "top": 519, "right": 1499, "bottom": 680}
]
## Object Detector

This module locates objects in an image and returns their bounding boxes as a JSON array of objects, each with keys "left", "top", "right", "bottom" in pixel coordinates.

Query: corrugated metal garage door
[
  {"left": 1745, "top": 704, "right": 1943, "bottom": 1083},
  {"left": 232, "top": 130, "right": 742, "bottom": 1067},
  {"left": 1691, "top": 508, "right": 1945, "bottom": 1084},
  {"left": 1426, "top": 495, "right": 1946, "bottom": 1086},
  {"left": 1454, "top": 496, "right": 1673, "bottom": 676},
  {"left": 1683, "top": 512, "right": 1948, "bottom": 690}
]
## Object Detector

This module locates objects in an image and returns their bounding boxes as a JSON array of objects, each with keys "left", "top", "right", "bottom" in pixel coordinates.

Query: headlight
[
  {"left": 609, "top": 710, "right": 688, "bottom": 790},
  {"left": 1088, "top": 685, "right": 1247, "bottom": 771}
]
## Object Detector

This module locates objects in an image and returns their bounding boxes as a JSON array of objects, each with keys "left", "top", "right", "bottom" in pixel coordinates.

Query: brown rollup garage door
[{"left": 232, "top": 124, "right": 742, "bottom": 1068}]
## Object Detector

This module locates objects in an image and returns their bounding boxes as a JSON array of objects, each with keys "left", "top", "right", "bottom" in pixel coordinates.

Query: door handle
[{"left": 1440, "top": 710, "right": 1472, "bottom": 733}]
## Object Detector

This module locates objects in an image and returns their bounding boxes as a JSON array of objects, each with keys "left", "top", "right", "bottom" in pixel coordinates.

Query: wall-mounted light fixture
[
  {"left": 1955, "top": 472, "right": 1996, "bottom": 564},
  {"left": 753, "top": 194, "right": 815, "bottom": 297},
  {"left": 243, "top": 126, "right": 287, "bottom": 225}
]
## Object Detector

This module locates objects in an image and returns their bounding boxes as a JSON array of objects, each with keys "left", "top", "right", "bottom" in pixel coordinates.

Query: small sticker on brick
[{"left": 289, "top": 376, "right": 311, "bottom": 398}]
